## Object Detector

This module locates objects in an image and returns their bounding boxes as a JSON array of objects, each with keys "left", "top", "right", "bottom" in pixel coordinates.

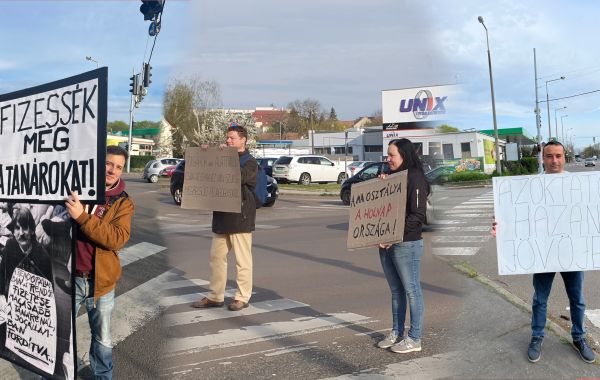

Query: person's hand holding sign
[{"left": 65, "top": 191, "right": 85, "bottom": 220}]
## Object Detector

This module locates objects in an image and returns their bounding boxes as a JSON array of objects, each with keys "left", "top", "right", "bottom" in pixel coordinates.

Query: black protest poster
[{"left": 0, "top": 69, "right": 107, "bottom": 380}]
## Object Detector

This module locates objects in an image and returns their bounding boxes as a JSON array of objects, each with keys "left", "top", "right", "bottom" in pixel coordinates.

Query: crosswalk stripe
[
  {"left": 430, "top": 220, "right": 467, "bottom": 225},
  {"left": 166, "top": 312, "right": 372, "bottom": 355},
  {"left": 119, "top": 242, "right": 167, "bottom": 267},
  {"left": 431, "top": 236, "right": 491, "bottom": 243},
  {"left": 585, "top": 309, "right": 600, "bottom": 329},
  {"left": 161, "top": 278, "right": 210, "bottom": 290},
  {"left": 441, "top": 209, "right": 493, "bottom": 215},
  {"left": 432, "top": 226, "right": 491, "bottom": 232},
  {"left": 165, "top": 299, "right": 309, "bottom": 327},
  {"left": 160, "top": 289, "right": 239, "bottom": 307},
  {"left": 450, "top": 205, "right": 494, "bottom": 209},
  {"left": 431, "top": 247, "right": 481, "bottom": 256},
  {"left": 437, "top": 214, "right": 491, "bottom": 218}
]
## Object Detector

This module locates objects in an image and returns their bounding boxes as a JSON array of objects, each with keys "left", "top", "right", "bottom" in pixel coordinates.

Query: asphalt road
[{"left": 4, "top": 166, "right": 600, "bottom": 379}]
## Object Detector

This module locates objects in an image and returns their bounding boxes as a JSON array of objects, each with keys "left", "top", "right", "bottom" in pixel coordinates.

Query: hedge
[
  {"left": 130, "top": 155, "right": 155, "bottom": 169},
  {"left": 447, "top": 171, "right": 491, "bottom": 182}
]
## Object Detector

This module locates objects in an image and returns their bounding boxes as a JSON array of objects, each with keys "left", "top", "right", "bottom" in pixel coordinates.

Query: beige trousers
[{"left": 207, "top": 232, "right": 253, "bottom": 303}]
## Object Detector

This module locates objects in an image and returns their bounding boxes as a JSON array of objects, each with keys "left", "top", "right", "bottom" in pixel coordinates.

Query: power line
[{"left": 538, "top": 89, "right": 600, "bottom": 103}]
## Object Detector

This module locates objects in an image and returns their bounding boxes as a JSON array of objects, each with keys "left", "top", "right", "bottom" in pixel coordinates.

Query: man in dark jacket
[{"left": 193, "top": 125, "right": 258, "bottom": 311}]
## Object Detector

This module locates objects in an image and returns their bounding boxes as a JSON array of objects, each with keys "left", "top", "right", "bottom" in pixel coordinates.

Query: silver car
[{"left": 142, "top": 158, "right": 182, "bottom": 183}]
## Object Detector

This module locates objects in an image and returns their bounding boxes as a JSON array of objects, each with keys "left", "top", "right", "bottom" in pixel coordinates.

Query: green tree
[
  {"left": 107, "top": 120, "right": 129, "bottom": 133},
  {"left": 436, "top": 124, "right": 460, "bottom": 133},
  {"left": 329, "top": 107, "right": 337, "bottom": 121},
  {"left": 134, "top": 120, "right": 161, "bottom": 129}
]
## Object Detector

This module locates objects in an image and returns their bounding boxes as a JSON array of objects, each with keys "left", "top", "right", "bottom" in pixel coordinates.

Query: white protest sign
[
  {"left": 493, "top": 172, "right": 600, "bottom": 275},
  {"left": 181, "top": 147, "right": 242, "bottom": 212},
  {"left": 6, "top": 268, "right": 57, "bottom": 375},
  {"left": 0, "top": 68, "right": 107, "bottom": 203},
  {"left": 347, "top": 171, "right": 407, "bottom": 250}
]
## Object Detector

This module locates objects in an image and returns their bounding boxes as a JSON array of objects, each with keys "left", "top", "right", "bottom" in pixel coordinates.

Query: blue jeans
[
  {"left": 379, "top": 239, "right": 424, "bottom": 340},
  {"left": 74, "top": 276, "right": 115, "bottom": 380},
  {"left": 531, "top": 271, "right": 585, "bottom": 340}
]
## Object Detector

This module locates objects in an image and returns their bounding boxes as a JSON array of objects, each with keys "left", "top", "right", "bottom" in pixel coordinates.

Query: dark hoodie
[{"left": 401, "top": 168, "right": 430, "bottom": 242}]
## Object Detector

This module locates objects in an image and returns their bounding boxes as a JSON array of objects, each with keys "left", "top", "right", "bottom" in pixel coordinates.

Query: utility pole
[
  {"left": 310, "top": 111, "right": 314, "bottom": 154},
  {"left": 127, "top": 67, "right": 136, "bottom": 173},
  {"left": 533, "top": 48, "right": 543, "bottom": 173}
]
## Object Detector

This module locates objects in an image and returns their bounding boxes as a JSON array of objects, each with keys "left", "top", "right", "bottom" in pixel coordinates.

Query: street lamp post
[
  {"left": 560, "top": 114, "right": 568, "bottom": 143},
  {"left": 85, "top": 55, "right": 99, "bottom": 68},
  {"left": 478, "top": 16, "right": 501, "bottom": 175},
  {"left": 554, "top": 106, "right": 567, "bottom": 141},
  {"left": 545, "top": 76, "right": 565, "bottom": 140}
]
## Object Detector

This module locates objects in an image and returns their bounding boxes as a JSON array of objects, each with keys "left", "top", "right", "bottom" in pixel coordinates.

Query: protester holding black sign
[
  {"left": 64, "top": 145, "right": 134, "bottom": 379},
  {"left": 376, "top": 138, "right": 429, "bottom": 354}
]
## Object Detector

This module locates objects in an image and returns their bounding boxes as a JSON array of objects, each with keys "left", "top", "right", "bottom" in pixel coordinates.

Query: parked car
[
  {"left": 159, "top": 165, "right": 177, "bottom": 177},
  {"left": 143, "top": 158, "right": 182, "bottom": 183},
  {"left": 339, "top": 162, "right": 441, "bottom": 224},
  {"left": 424, "top": 166, "right": 453, "bottom": 185},
  {"left": 585, "top": 158, "right": 596, "bottom": 167},
  {"left": 272, "top": 155, "right": 347, "bottom": 185},
  {"left": 255, "top": 157, "right": 278, "bottom": 177},
  {"left": 169, "top": 160, "right": 279, "bottom": 207},
  {"left": 345, "top": 161, "right": 375, "bottom": 178}
]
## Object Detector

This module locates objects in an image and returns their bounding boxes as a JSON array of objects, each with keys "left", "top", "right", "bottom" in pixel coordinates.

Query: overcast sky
[{"left": 1, "top": 1, "right": 599, "bottom": 148}]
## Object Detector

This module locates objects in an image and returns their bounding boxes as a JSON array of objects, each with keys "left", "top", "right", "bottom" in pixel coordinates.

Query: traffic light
[
  {"left": 143, "top": 63, "right": 152, "bottom": 87},
  {"left": 140, "top": 0, "right": 164, "bottom": 21},
  {"left": 129, "top": 74, "right": 139, "bottom": 95}
]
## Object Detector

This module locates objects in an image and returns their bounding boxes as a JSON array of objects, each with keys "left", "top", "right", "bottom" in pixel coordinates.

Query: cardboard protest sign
[
  {"left": 347, "top": 171, "right": 407, "bottom": 249},
  {"left": 493, "top": 172, "right": 600, "bottom": 275},
  {"left": 0, "top": 68, "right": 107, "bottom": 203},
  {"left": 181, "top": 147, "right": 242, "bottom": 212}
]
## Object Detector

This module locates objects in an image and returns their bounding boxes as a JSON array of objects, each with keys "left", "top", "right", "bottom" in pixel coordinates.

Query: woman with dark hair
[{"left": 376, "top": 138, "right": 430, "bottom": 353}]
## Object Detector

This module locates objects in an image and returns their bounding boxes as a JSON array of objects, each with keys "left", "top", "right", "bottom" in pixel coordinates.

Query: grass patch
[
  {"left": 279, "top": 183, "right": 341, "bottom": 192},
  {"left": 454, "top": 261, "right": 478, "bottom": 278}
]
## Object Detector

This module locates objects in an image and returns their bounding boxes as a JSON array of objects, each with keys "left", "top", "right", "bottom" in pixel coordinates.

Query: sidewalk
[{"left": 322, "top": 257, "right": 599, "bottom": 379}]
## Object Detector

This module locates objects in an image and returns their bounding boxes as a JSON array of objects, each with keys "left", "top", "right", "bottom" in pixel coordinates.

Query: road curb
[
  {"left": 441, "top": 180, "right": 493, "bottom": 189},
  {"left": 448, "top": 260, "right": 600, "bottom": 355}
]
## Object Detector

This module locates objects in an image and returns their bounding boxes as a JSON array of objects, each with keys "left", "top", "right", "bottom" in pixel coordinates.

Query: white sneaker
[
  {"left": 390, "top": 336, "right": 421, "bottom": 353},
  {"left": 377, "top": 331, "right": 399, "bottom": 349}
]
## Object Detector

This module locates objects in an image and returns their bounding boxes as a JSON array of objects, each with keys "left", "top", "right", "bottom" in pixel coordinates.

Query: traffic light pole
[{"left": 127, "top": 67, "right": 135, "bottom": 173}]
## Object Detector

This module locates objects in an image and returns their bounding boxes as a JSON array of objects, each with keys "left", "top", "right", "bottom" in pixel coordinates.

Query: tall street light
[
  {"left": 545, "top": 76, "right": 565, "bottom": 140},
  {"left": 560, "top": 114, "right": 568, "bottom": 143},
  {"left": 478, "top": 16, "right": 501, "bottom": 175},
  {"left": 554, "top": 106, "right": 566, "bottom": 141},
  {"left": 85, "top": 55, "right": 99, "bottom": 68}
]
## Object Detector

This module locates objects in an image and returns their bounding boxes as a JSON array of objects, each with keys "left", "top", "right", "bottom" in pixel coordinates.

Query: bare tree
[{"left": 163, "top": 77, "right": 257, "bottom": 151}]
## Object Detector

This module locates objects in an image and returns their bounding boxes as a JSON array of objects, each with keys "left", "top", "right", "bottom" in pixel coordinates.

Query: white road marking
[
  {"left": 166, "top": 313, "right": 372, "bottom": 355},
  {"left": 431, "top": 247, "right": 481, "bottom": 256},
  {"left": 441, "top": 209, "right": 493, "bottom": 215},
  {"left": 161, "top": 278, "right": 210, "bottom": 290},
  {"left": 431, "top": 226, "right": 491, "bottom": 232},
  {"left": 585, "top": 309, "right": 600, "bottom": 329},
  {"left": 160, "top": 342, "right": 320, "bottom": 377},
  {"left": 160, "top": 289, "right": 240, "bottom": 307},
  {"left": 431, "top": 236, "right": 492, "bottom": 243},
  {"left": 165, "top": 299, "right": 309, "bottom": 326},
  {"left": 119, "top": 242, "right": 167, "bottom": 266}
]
